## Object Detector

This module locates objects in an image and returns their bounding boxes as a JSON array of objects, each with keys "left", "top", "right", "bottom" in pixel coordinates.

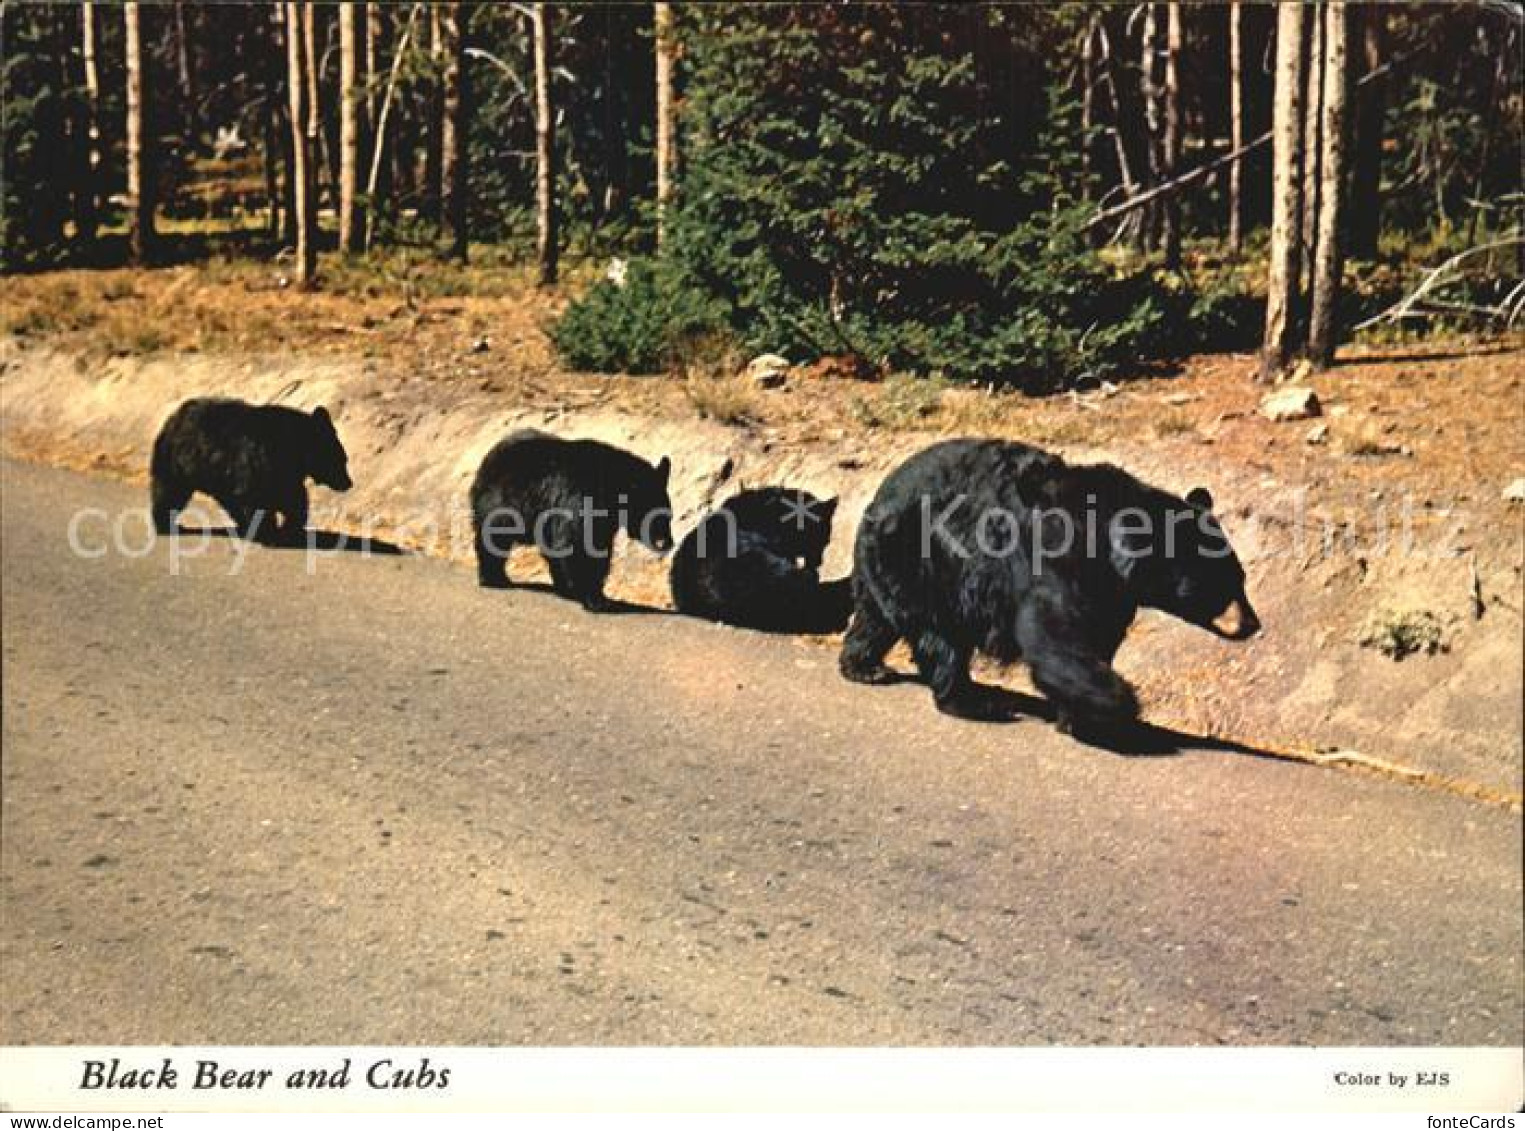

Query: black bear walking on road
[
  {"left": 670, "top": 487, "right": 851, "bottom": 633},
  {"left": 470, "top": 429, "right": 674, "bottom": 611},
  {"left": 150, "top": 398, "right": 353, "bottom": 543},
  {"left": 840, "top": 438, "right": 1259, "bottom": 734}
]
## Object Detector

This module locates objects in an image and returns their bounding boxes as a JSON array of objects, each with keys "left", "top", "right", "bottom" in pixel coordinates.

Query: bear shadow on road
[
  {"left": 882, "top": 674, "right": 1280, "bottom": 760},
  {"left": 482, "top": 579, "right": 673, "bottom": 617},
  {"left": 171, "top": 523, "right": 407, "bottom": 556}
]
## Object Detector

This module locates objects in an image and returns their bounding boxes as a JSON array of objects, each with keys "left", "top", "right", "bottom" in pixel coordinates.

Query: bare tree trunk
[
  {"left": 1308, "top": 2, "right": 1350, "bottom": 369},
  {"left": 286, "top": 1, "right": 318, "bottom": 287},
  {"left": 366, "top": 4, "right": 383, "bottom": 126},
  {"left": 1228, "top": 1, "right": 1244, "bottom": 253},
  {"left": 81, "top": 3, "right": 101, "bottom": 174},
  {"left": 440, "top": 1, "right": 468, "bottom": 261},
  {"left": 302, "top": 2, "right": 328, "bottom": 214},
  {"left": 263, "top": 5, "right": 283, "bottom": 238},
  {"left": 173, "top": 1, "right": 199, "bottom": 146},
  {"left": 1140, "top": 3, "right": 1163, "bottom": 249},
  {"left": 1300, "top": 2, "right": 1324, "bottom": 299},
  {"left": 422, "top": 4, "right": 444, "bottom": 224},
  {"left": 1161, "top": 2, "right": 1182, "bottom": 269},
  {"left": 654, "top": 1, "right": 677, "bottom": 248},
  {"left": 1259, "top": 1, "right": 1307, "bottom": 382},
  {"left": 1080, "top": 14, "right": 1097, "bottom": 206},
  {"left": 275, "top": 5, "right": 297, "bottom": 244},
  {"left": 533, "top": 2, "right": 558, "bottom": 286},
  {"left": 339, "top": 2, "right": 368, "bottom": 253},
  {"left": 124, "top": 1, "right": 155, "bottom": 263},
  {"left": 73, "top": 2, "right": 101, "bottom": 243},
  {"left": 1348, "top": 5, "right": 1385, "bottom": 260}
]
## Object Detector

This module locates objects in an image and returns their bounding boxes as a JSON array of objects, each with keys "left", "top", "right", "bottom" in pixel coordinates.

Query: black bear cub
[
  {"left": 840, "top": 438, "right": 1259, "bottom": 734},
  {"left": 470, "top": 429, "right": 674, "bottom": 612},
  {"left": 670, "top": 487, "right": 851, "bottom": 634},
  {"left": 150, "top": 397, "right": 352, "bottom": 543}
]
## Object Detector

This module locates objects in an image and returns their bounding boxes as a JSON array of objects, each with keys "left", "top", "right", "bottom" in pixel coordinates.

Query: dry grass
[
  {"left": 683, "top": 372, "right": 762, "bottom": 426},
  {"left": 6, "top": 255, "right": 1523, "bottom": 541},
  {"left": 1152, "top": 411, "right": 1198, "bottom": 439}
]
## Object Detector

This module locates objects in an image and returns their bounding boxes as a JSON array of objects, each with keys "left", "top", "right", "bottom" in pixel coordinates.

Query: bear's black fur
[
  {"left": 840, "top": 438, "right": 1259, "bottom": 732},
  {"left": 150, "top": 397, "right": 352, "bottom": 542},
  {"left": 470, "top": 429, "right": 675, "bottom": 611},
  {"left": 670, "top": 487, "right": 851, "bottom": 633}
]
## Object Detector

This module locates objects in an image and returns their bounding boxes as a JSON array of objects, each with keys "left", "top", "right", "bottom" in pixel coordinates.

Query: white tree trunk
[
  {"left": 1300, "top": 2, "right": 1325, "bottom": 293},
  {"left": 124, "top": 1, "right": 154, "bottom": 262},
  {"left": 440, "top": 1, "right": 468, "bottom": 261},
  {"left": 1259, "top": 1, "right": 1307, "bottom": 381},
  {"left": 654, "top": 1, "right": 677, "bottom": 248},
  {"left": 1161, "top": 3, "right": 1182, "bottom": 268},
  {"left": 1308, "top": 3, "right": 1350, "bottom": 368},
  {"left": 1228, "top": 2, "right": 1244, "bottom": 252},
  {"left": 286, "top": 1, "right": 318, "bottom": 287},
  {"left": 339, "top": 1, "right": 368, "bottom": 253},
  {"left": 533, "top": 3, "right": 557, "bottom": 286}
]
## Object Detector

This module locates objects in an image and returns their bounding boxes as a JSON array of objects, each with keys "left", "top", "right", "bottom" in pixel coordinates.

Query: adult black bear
[
  {"left": 839, "top": 438, "right": 1259, "bottom": 733},
  {"left": 669, "top": 487, "right": 851, "bottom": 633},
  {"left": 150, "top": 397, "right": 352, "bottom": 543},
  {"left": 470, "top": 429, "right": 674, "bottom": 611}
]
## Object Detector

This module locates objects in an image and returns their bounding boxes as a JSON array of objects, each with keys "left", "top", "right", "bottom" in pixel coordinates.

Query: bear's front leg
[
  {"left": 151, "top": 477, "right": 192, "bottom": 535},
  {"left": 223, "top": 502, "right": 273, "bottom": 544},
  {"left": 911, "top": 630, "right": 978, "bottom": 717},
  {"left": 1019, "top": 609, "right": 1141, "bottom": 735},
  {"left": 839, "top": 594, "right": 901, "bottom": 685},
  {"left": 566, "top": 551, "right": 615, "bottom": 613},
  {"left": 276, "top": 487, "right": 309, "bottom": 546}
]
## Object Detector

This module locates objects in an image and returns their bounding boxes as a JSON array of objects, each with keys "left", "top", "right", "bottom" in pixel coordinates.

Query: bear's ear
[
  {"left": 655, "top": 456, "right": 672, "bottom": 484},
  {"left": 1186, "top": 486, "right": 1214, "bottom": 511},
  {"left": 313, "top": 405, "right": 332, "bottom": 424}
]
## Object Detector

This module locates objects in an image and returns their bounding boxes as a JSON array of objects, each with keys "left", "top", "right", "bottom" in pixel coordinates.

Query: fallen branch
[
  {"left": 1084, "top": 130, "right": 1268, "bottom": 233},
  {"left": 1352, "top": 232, "right": 1524, "bottom": 332}
]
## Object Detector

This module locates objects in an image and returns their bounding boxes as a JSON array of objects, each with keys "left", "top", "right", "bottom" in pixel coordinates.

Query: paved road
[{"left": 2, "top": 459, "right": 1520, "bottom": 1045}]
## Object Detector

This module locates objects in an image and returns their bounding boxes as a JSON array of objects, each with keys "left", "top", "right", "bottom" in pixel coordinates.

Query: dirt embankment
[{"left": 2, "top": 336, "right": 1521, "bottom": 800}]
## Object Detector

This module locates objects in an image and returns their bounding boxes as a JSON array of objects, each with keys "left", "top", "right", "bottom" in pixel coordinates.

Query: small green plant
[
  {"left": 849, "top": 373, "right": 949, "bottom": 431},
  {"left": 551, "top": 257, "right": 724, "bottom": 375},
  {"left": 1358, "top": 609, "right": 1452, "bottom": 661}
]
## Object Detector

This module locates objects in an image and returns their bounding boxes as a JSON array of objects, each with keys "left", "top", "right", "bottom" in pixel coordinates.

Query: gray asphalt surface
[{"left": 2, "top": 459, "right": 1520, "bottom": 1045}]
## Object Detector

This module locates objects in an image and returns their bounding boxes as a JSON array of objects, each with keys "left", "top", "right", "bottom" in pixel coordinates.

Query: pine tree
[{"left": 657, "top": 5, "right": 1155, "bottom": 385}]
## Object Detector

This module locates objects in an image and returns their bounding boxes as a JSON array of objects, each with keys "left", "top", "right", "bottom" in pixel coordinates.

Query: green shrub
[
  {"left": 551, "top": 258, "right": 724, "bottom": 374},
  {"left": 552, "top": 6, "right": 1180, "bottom": 389}
]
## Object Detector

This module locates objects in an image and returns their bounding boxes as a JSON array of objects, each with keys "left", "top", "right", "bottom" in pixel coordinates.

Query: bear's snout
[{"left": 1211, "top": 595, "right": 1260, "bottom": 640}]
